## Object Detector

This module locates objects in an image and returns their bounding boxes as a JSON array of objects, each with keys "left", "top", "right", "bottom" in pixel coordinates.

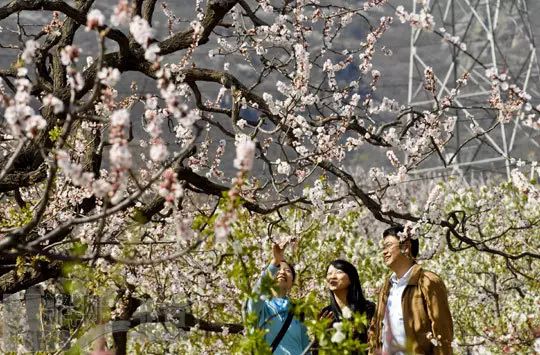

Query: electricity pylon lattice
[{"left": 407, "top": 0, "right": 540, "bottom": 178}]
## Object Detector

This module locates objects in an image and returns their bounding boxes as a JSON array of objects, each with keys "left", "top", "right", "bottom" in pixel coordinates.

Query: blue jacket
[{"left": 246, "top": 264, "right": 311, "bottom": 355}]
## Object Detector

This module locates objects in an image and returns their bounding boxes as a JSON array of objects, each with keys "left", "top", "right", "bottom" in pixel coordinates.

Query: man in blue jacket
[{"left": 246, "top": 242, "right": 311, "bottom": 354}]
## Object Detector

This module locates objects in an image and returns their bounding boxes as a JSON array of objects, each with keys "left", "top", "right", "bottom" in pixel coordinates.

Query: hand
[
  {"left": 271, "top": 242, "right": 286, "bottom": 266},
  {"left": 319, "top": 310, "right": 335, "bottom": 324}
]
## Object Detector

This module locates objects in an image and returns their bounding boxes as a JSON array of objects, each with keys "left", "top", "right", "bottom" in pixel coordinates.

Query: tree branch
[
  {"left": 0, "top": 259, "right": 62, "bottom": 299},
  {"left": 0, "top": 0, "right": 130, "bottom": 54},
  {"left": 142, "top": 0, "right": 158, "bottom": 23},
  {"left": 159, "top": 0, "right": 239, "bottom": 55},
  {"left": 130, "top": 307, "right": 243, "bottom": 334}
]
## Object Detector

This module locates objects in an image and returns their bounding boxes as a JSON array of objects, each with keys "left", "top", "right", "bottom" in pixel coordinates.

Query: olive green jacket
[{"left": 369, "top": 264, "right": 453, "bottom": 354}]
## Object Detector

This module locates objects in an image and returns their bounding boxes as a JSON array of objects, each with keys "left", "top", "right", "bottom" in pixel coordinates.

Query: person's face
[
  {"left": 275, "top": 261, "right": 294, "bottom": 291},
  {"left": 382, "top": 235, "right": 409, "bottom": 268},
  {"left": 326, "top": 265, "right": 351, "bottom": 292}
]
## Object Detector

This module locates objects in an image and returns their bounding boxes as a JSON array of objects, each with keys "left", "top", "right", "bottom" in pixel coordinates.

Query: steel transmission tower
[{"left": 407, "top": 0, "right": 540, "bottom": 178}]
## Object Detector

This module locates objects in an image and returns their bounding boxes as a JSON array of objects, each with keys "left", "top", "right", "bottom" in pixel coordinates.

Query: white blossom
[
  {"left": 92, "top": 179, "right": 113, "bottom": 198},
  {"left": 97, "top": 67, "right": 121, "bottom": 87},
  {"left": 276, "top": 159, "right": 291, "bottom": 175},
  {"left": 331, "top": 322, "right": 346, "bottom": 343},
  {"left": 111, "top": 0, "right": 131, "bottom": 26},
  {"left": 109, "top": 144, "right": 132, "bottom": 170},
  {"left": 130, "top": 16, "right": 155, "bottom": 48},
  {"left": 21, "top": 39, "right": 39, "bottom": 63},
  {"left": 150, "top": 142, "right": 168, "bottom": 162},
  {"left": 144, "top": 43, "right": 161, "bottom": 62},
  {"left": 341, "top": 306, "right": 352, "bottom": 319},
  {"left": 233, "top": 135, "right": 256, "bottom": 171},
  {"left": 236, "top": 119, "right": 247, "bottom": 129}
]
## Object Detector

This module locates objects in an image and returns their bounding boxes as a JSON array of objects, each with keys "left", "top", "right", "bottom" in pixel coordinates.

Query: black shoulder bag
[{"left": 270, "top": 310, "right": 294, "bottom": 353}]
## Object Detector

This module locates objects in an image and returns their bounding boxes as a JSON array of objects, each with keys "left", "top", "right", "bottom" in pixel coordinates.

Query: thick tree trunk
[{"left": 0, "top": 260, "right": 61, "bottom": 299}]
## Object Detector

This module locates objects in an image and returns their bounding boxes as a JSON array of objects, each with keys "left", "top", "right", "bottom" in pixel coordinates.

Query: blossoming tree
[{"left": 0, "top": 0, "right": 538, "bottom": 353}]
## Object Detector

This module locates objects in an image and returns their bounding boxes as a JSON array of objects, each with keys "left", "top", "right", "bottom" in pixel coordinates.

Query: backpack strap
[{"left": 270, "top": 310, "right": 294, "bottom": 353}]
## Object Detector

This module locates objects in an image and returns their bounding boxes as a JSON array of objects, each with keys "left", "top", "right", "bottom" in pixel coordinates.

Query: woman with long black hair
[{"left": 319, "top": 259, "right": 375, "bottom": 347}]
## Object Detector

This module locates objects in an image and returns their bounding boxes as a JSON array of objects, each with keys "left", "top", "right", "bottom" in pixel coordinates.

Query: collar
[
  {"left": 270, "top": 297, "right": 292, "bottom": 316},
  {"left": 390, "top": 264, "right": 416, "bottom": 286},
  {"left": 406, "top": 264, "right": 423, "bottom": 285},
  {"left": 272, "top": 296, "right": 290, "bottom": 307}
]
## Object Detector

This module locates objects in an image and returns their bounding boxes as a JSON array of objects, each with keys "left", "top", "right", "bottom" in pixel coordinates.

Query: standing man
[{"left": 369, "top": 225, "right": 453, "bottom": 354}]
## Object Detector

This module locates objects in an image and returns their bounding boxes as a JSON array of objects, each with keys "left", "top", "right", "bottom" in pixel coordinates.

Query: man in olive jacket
[{"left": 369, "top": 225, "right": 453, "bottom": 354}]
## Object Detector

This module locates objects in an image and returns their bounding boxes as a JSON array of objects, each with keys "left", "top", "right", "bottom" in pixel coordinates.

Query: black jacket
[{"left": 318, "top": 300, "right": 376, "bottom": 350}]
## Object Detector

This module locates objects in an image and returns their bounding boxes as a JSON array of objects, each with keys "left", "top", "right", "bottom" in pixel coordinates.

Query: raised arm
[{"left": 245, "top": 243, "right": 286, "bottom": 315}]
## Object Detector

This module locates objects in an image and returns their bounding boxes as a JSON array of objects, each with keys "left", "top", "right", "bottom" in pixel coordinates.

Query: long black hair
[{"left": 327, "top": 259, "right": 368, "bottom": 316}]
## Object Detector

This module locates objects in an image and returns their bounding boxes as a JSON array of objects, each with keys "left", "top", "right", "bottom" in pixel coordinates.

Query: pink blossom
[
  {"left": 111, "top": 0, "right": 131, "bottom": 27},
  {"left": 293, "top": 43, "right": 310, "bottom": 93},
  {"left": 24, "top": 115, "right": 47, "bottom": 138},
  {"left": 4, "top": 75, "right": 47, "bottom": 138},
  {"left": 159, "top": 168, "right": 183, "bottom": 207},
  {"left": 16, "top": 67, "right": 28, "bottom": 78},
  {"left": 66, "top": 69, "right": 85, "bottom": 91},
  {"left": 60, "top": 45, "right": 81, "bottom": 66},
  {"left": 109, "top": 109, "right": 132, "bottom": 171},
  {"left": 511, "top": 169, "right": 531, "bottom": 195},
  {"left": 209, "top": 139, "right": 226, "bottom": 178},
  {"left": 359, "top": 17, "right": 393, "bottom": 73},
  {"left": 262, "top": 93, "right": 280, "bottom": 115},
  {"left": 4, "top": 103, "right": 33, "bottom": 134},
  {"left": 86, "top": 9, "right": 105, "bottom": 31},
  {"left": 274, "top": 234, "right": 295, "bottom": 248},
  {"left": 396, "top": 6, "right": 434, "bottom": 31},
  {"left": 259, "top": 0, "right": 272, "bottom": 12},
  {"left": 110, "top": 109, "right": 130, "bottom": 126},
  {"left": 42, "top": 94, "right": 64, "bottom": 114},
  {"left": 304, "top": 180, "right": 326, "bottom": 210}
]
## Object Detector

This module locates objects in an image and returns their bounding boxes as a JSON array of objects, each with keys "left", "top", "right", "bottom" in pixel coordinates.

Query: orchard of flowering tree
[{"left": 0, "top": 0, "right": 539, "bottom": 353}]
